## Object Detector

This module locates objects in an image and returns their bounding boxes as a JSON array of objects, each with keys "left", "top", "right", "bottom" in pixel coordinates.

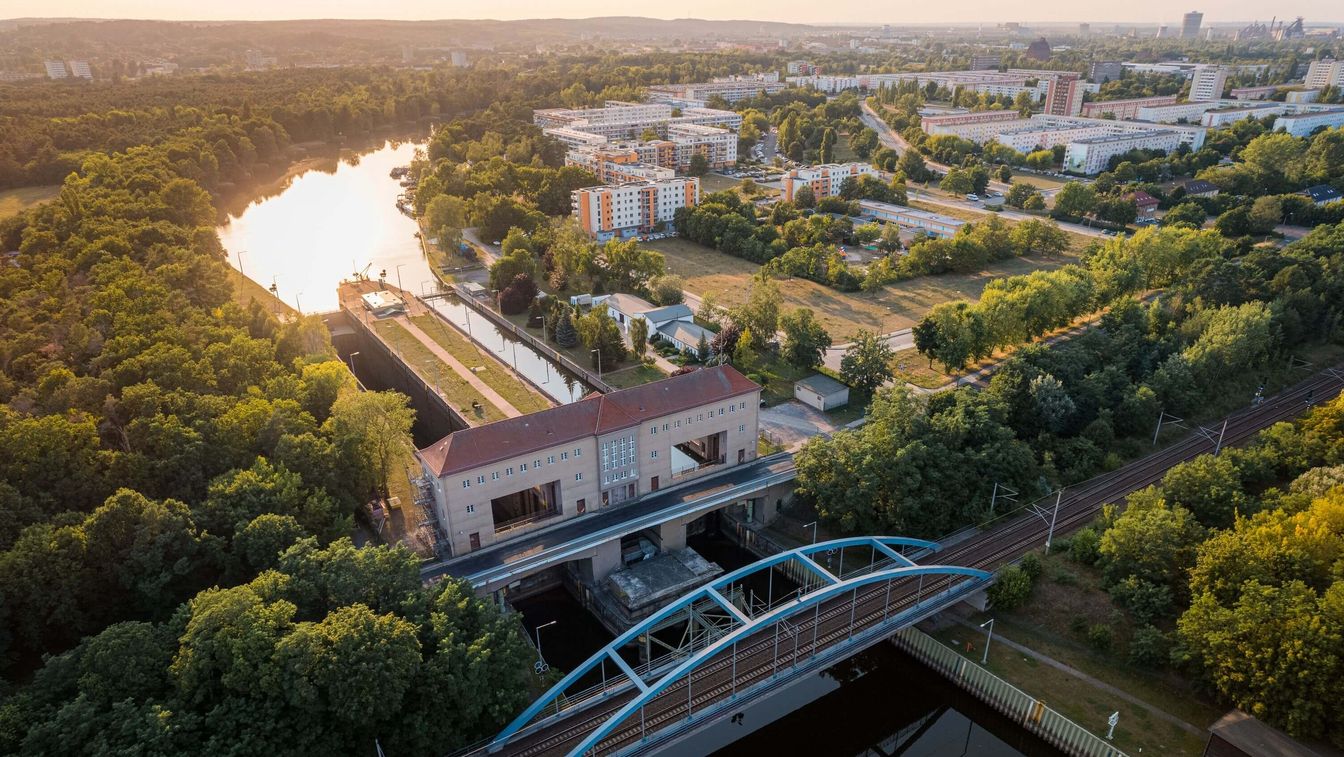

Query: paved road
[
  {"left": 823, "top": 327, "right": 914, "bottom": 374},
  {"left": 421, "top": 454, "right": 798, "bottom": 586},
  {"left": 489, "top": 365, "right": 1344, "bottom": 756}
]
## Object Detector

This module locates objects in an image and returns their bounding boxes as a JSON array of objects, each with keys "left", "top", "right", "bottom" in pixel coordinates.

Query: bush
[
  {"left": 988, "top": 565, "right": 1034, "bottom": 611},
  {"left": 1128, "top": 625, "right": 1170, "bottom": 668},
  {"left": 1068, "top": 527, "right": 1101, "bottom": 565},
  {"left": 1019, "top": 552, "right": 1043, "bottom": 581},
  {"left": 1108, "top": 576, "right": 1174, "bottom": 625},
  {"left": 1086, "top": 623, "right": 1113, "bottom": 652}
]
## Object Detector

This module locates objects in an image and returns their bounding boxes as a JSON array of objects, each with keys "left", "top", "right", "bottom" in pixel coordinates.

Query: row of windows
[
  {"left": 648, "top": 401, "right": 747, "bottom": 435},
  {"left": 460, "top": 447, "right": 583, "bottom": 488}
]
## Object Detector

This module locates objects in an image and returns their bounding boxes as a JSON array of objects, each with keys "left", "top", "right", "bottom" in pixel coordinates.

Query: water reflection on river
[{"left": 218, "top": 139, "right": 433, "bottom": 314}]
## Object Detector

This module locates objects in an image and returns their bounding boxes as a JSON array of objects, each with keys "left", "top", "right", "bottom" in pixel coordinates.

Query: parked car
[{"left": 966, "top": 193, "right": 980, "bottom": 201}]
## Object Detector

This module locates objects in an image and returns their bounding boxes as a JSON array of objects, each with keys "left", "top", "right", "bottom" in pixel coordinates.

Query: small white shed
[{"left": 794, "top": 374, "right": 850, "bottom": 411}]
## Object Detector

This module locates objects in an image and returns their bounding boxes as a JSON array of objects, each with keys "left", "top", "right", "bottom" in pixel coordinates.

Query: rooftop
[
  {"left": 795, "top": 373, "right": 849, "bottom": 396},
  {"left": 418, "top": 365, "right": 760, "bottom": 477}
]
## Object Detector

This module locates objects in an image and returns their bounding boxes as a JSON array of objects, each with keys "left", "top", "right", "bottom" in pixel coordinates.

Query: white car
[{"left": 966, "top": 194, "right": 980, "bottom": 201}]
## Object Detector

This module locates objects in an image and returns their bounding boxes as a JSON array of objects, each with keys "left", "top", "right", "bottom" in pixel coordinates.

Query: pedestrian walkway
[
  {"left": 394, "top": 314, "right": 525, "bottom": 418},
  {"left": 949, "top": 616, "right": 1205, "bottom": 737}
]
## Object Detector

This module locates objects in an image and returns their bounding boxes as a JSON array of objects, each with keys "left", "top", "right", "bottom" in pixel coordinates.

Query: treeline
[
  {"left": 802, "top": 218, "right": 1344, "bottom": 537},
  {"left": 0, "top": 70, "right": 540, "bottom": 753},
  {"left": 1074, "top": 395, "right": 1344, "bottom": 745}
]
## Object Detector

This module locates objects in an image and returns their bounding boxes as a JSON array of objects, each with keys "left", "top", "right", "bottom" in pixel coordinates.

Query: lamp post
[
  {"left": 591, "top": 348, "right": 602, "bottom": 377},
  {"left": 235, "top": 249, "right": 247, "bottom": 277},
  {"left": 294, "top": 291, "right": 303, "bottom": 315},
  {"left": 395, "top": 263, "right": 407, "bottom": 294},
  {"left": 347, "top": 351, "right": 360, "bottom": 374},
  {"left": 803, "top": 521, "right": 817, "bottom": 545},
  {"left": 980, "top": 618, "right": 995, "bottom": 665},
  {"left": 534, "top": 620, "right": 557, "bottom": 674}
]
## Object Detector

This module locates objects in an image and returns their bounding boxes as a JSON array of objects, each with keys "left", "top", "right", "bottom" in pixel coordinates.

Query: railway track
[{"left": 493, "top": 367, "right": 1344, "bottom": 757}]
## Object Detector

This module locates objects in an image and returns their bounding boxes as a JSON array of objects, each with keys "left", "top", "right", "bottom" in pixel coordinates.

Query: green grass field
[
  {"left": 0, "top": 185, "right": 60, "bottom": 220},
  {"left": 408, "top": 313, "right": 552, "bottom": 414},
  {"left": 644, "top": 237, "right": 1083, "bottom": 342},
  {"left": 370, "top": 319, "right": 507, "bottom": 424}
]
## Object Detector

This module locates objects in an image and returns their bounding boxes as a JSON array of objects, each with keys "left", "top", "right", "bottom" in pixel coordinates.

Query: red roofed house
[
  {"left": 1126, "top": 191, "right": 1160, "bottom": 222},
  {"left": 417, "top": 365, "right": 761, "bottom": 555}
]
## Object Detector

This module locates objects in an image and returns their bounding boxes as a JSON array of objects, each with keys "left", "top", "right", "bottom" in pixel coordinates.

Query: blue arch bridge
[{"left": 485, "top": 536, "right": 993, "bottom": 757}]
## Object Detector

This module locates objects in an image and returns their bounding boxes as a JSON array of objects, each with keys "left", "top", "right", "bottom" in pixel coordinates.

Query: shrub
[
  {"left": 498, "top": 273, "right": 538, "bottom": 315},
  {"left": 1108, "top": 576, "right": 1174, "bottom": 625},
  {"left": 988, "top": 565, "right": 1034, "bottom": 611},
  {"left": 1086, "top": 623, "right": 1113, "bottom": 651},
  {"left": 1068, "top": 527, "right": 1101, "bottom": 565},
  {"left": 1128, "top": 625, "right": 1170, "bottom": 668},
  {"left": 1019, "top": 552, "right": 1043, "bottom": 581}
]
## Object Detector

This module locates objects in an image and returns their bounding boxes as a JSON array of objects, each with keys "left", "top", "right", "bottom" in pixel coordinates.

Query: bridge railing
[{"left": 892, "top": 626, "right": 1126, "bottom": 757}]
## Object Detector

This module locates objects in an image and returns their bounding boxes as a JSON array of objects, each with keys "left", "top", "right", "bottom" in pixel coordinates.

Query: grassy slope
[{"left": 0, "top": 185, "right": 60, "bottom": 221}]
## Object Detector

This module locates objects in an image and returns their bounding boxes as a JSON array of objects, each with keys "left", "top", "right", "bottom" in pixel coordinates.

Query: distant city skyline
[{"left": 5, "top": 1, "right": 1341, "bottom": 25}]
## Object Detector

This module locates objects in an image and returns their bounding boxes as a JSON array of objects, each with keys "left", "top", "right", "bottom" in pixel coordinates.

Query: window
[
  {"left": 561, "top": 452, "right": 568, "bottom": 460},
  {"left": 739, "top": 402, "right": 746, "bottom": 410},
  {"left": 506, "top": 467, "right": 514, "bottom": 476},
  {"left": 675, "top": 420, "right": 681, "bottom": 428},
  {"left": 650, "top": 425, "right": 657, "bottom": 435},
  {"left": 520, "top": 462, "right": 527, "bottom": 472},
  {"left": 663, "top": 423, "right": 670, "bottom": 431},
  {"left": 730, "top": 404, "right": 736, "bottom": 413},
  {"left": 462, "top": 480, "right": 471, "bottom": 489},
  {"left": 650, "top": 450, "right": 658, "bottom": 459},
  {"left": 465, "top": 504, "right": 476, "bottom": 514},
  {"left": 574, "top": 448, "right": 582, "bottom": 457},
  {"left": 534, "top": 459, "right": 541, "bottom": 468},
  {"left": 739, "top": 424, "right": 746, "bottom": 433},
  {"left": 491, "top": 471, "right": 500, "bottom": 481},
  {"left": 547, "top": 455, "right": 555, "bottom": 465},
  {"left": 476, "top": 475, "right": 485, "bottom": 484},
  {"left": 575, "top": 472, "right": 583, "bottom": 481}
]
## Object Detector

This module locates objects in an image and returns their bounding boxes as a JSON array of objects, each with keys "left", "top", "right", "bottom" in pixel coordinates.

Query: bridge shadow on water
[{"left": 703, "top": 643, "right": 1064, "bottom": 757}]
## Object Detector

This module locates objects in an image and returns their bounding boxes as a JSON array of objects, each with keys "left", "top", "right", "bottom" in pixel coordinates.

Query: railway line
[{"left": 491, "top": 366, "right": 1344, "bottom": 757}]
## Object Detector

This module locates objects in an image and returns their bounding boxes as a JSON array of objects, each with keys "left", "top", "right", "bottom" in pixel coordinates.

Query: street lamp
[
  {"left": 803, "top": 521, "right": 817, "bottom": 545},
  {"left": 534, "top": 620, "right": 557, "bottom": 674},
  {"left": 395, "top": 263, "right": 407, "bottom": 294},
  {"left": 591, "top": 348, "right": 602, "bottom": 377},
  {"left": 235, "top": 249, "right": 247, "bottom": 276},
  {"left": 294, "top": 291, "right": 303, "bottom": 315},
  {"left": 980, "top": 618, "right": 995, "bottom": 665},
  {"left": 347, "top": 351, "right": 360, "bottom": 374}
]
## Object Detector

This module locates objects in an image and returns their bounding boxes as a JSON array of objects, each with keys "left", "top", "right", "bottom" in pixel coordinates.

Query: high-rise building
[
  {"left": 1078, "top": 23, "right": 1091, "bottom": 36},
  {"left": 571, "top": 178, "right": 699, "bottom": 241},
  {"left": 1182, "top": 11, "right": 1204, "bottom": 39},
  {"left": 43, "top": 60, "right": 68, "bottom": 79},
  {"left": 68, "top": 60, "right": 92, "bottom": 79},
  {"left": 970, "top": 54, "right": 1001, "bottom": 71},
  {"left": 1043, "top": 74, "right": 1085, "bottom": 116},
  {"left": 1305, "top": 59, "right": 1344, "bottom": 89},
  {"left": 781, "top": 163, "right": 878, "bottom": 203},
  {"left": 1088, "top": 61, "right": 1124, "bottom": 83},
  {"left": 1189, "top": 64, "right": 1228, "bottom": 102}
]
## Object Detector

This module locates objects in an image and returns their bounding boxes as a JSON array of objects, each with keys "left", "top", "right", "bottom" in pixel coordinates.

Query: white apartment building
[
  {"left": 572, "top": 178, "right": 699, "bottom": 241},
  {"left": 781, "top": 163, "right": 878, "bottom": 203},
  {"left": 43, "top": 60, "right": 68, "bottom": 79},
  {"left": 1135, "top": 101, "right": 1226, "bottom": 123},
  {"left": 67, "top": 60, "right": 92, "bottom": 79},
  {"left": 1201, "top": 103, "right": 1287, "bottom": 128},
  {"left": 665, "top": 123, "right": 738, "bottom": 169},
  {"left": 646, "top": 73, "right": 785, "bottom": 106},
  {"left": 1189, "top": 65, "right": 1229, "bottom": 102},
  {"left": 920, "top": 110, "right": 1028, "bottom": 142},
  {"left": 1304, "top": 59, "right": 1344, "bottom": 89},
  {"left": 1274, "top": 108, "right": 1344, "bottom": 138},
  {"left": 996, "top": 123, "right": 1114, "bottom": 152},
  {"left": 534, "top": 101, "right": 741, "bottom": 141},
  {"left": 566, "top": 150, "right": 676, "bottom": 184},
  {"left": 1081, "top": 96, "right": 1180, "bottom": 120},
  {"left": 1064, "top": 130, "right": 1185, "bottom": 175},
  {"left": 416, "top": 365, "right": 761, "bottom": 556},
  {"left": 1029, "top": 114, "right": 1208, "bottom": 151}
]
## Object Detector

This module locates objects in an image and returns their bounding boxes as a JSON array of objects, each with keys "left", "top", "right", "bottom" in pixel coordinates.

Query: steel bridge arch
[{"left": 491, "top": 536, "right": 992, "bottom": 755}]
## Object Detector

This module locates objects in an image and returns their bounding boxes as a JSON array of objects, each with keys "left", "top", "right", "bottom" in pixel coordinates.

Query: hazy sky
[{"left": 8, "top": 1, "right": 1340, "bottom": 25}]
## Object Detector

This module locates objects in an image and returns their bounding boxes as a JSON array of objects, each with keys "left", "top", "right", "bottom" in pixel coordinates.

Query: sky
[{"left": 6, "top": 1, "right": 1340, "bottom": 25}]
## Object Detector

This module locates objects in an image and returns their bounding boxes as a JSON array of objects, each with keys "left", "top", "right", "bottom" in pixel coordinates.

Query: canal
[{"left": 216, "top": 138, "right": 588, "bottom": 404}]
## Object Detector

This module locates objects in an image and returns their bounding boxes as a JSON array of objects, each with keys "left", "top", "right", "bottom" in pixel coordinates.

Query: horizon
[{"left": 4, "top": 3, "right": 1342, "bottom": 26}]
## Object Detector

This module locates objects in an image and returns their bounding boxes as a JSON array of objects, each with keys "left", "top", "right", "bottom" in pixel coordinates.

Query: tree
[
  {"left": 839, "top": 330, "right": 894, "bottom": 396},
  {"left": 687, "top": 152, "right": 709, "bottom": 177},
  {"left": 793, "top": 184, "right": 816, "bottom": 209},
  {"left": 325, "top": 390, "right": 415, "bottom": 499},
  {"left": 423, "top": 194, "right": 466, "bottom": 247},
  {"left": 1004, "top": 182, "right": 1039, "bottom": 209},
  {"left": 898, "top": 149, "right": 931, "bottom": 183},
  {"left": 779, "top": 308, "right": 832, "bottom": 370},
  {"left": 1162, "top": 202, "right": 1207, "bottom": 228},
  {"left": 488, "top": 248, "right": 537, "bottom": 291},
  {"left": 554, "top": 307, "right": 579, "bottom": 348},
  {"left": 939, "top": 167, "right": 975, "bottom": 195},
  {"left": 1098, "top": 490, "right": 1205, "bottom": 595},
  {"left": 732, "top": 278, "right": 781, "bottom": 348},
  {"left": 648, "top": 275, "right": 685, "bottom": 306},
  {"left": 1052, "top": 181, "right": 1097, "bottom": 219},
  {"left": 988, "top": 565, "right": 1034, "bottom": 610},
  {"left": 629, "top": 317, "right": 649, "bottom": 360},
  {"left": 498, "top": 272, "right": 538, "bottom": 315},
  {"left": 577, "top": 308, "right": 627, "bottom": 370},
  {"left": 996, "top": 164, "right": 1013, "bottom": 183},
  {"left": 818, "top": 127, "right": 836, "bottom": 164}
]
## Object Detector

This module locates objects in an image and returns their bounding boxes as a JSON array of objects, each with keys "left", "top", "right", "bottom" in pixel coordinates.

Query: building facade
[
  {"left": 1064, "top": 130, "right": 1184, "bottom": 175},
  {"left": 572, "top": 179, "right": 699, "bottom": 241},
  {"left": 1081, "top": 96, "right": 1179, "bottom": 120},
  {"left": 781, "top": 163, "right": 877, "bottom": 203},
  {"left": 534, "top": 101, "right": 741, "bottom": 142},
  {"left": 1304, "top": 59, "right": 1344, "bottom": 89},
  {"left": 1275, "top": 108, "right": 1344, "bottom": 137},
  {"left": 1042, "top": 74, "right": 1085, "bottom": 117},
  {"left": 1181, "top": 11, "right": 1204, "bottom": 39},
  {"left": 416, "top": 366, "right": 762, "bottom": 556},
  {"left": 858, "top": 200, "right": 966, "bottom": 238},
  {"left": 1188, "top": 65, "right": 1229, "bottom": 102},
  {"left": 920, "top": 110, "right": 1027, "bottom": 142},
  {"left": 646, "top": 74, "right": 785, "bottom": 106}
]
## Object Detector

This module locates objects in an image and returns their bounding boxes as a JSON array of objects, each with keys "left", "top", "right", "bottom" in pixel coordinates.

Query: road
[
  {"left": 822, "top": 328, "right": 914, "bottom": 374},
  {"left": 906, "top": 189, "right": 1113, "bottom": 239},
  {"left": 490, "top": 365, "right": 1344, "bottom": 756}
]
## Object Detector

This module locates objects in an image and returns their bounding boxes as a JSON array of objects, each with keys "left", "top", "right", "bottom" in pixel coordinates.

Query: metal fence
[{"left": 892, "top": 626, "right": 1127, "bottom": 757}]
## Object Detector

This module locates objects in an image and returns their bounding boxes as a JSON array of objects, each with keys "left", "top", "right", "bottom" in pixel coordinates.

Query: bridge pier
[
  {"left": 656, "top": 520, "right": 687, "bottom": 552},
  {"left": 580, "top": 538, "right": 623, "bottom": 584}
]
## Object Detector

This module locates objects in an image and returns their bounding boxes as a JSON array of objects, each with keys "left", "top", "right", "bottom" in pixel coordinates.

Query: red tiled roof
[
  {"left": 1125, "top": 191, "right": 1159, "bottom": 206},
  {"left": 417, "top": 365, "right": 760, "bottom": 477}
]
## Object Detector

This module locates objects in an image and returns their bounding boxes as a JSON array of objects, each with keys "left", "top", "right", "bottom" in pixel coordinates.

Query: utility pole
[
  {"left": 980, "top": 618, "right": 995, "bottom": 665},
  {"left": 1029, "top": 491, "right": 1063, "bottom": 554},
  {"left": 533, "top": 620, "right": 556, "bottom": 675},
  {"left": 803, "top": 521, "right": 817, "bottom": 545}
]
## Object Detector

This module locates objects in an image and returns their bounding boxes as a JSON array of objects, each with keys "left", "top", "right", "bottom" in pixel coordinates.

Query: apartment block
[
  {"left": 1230, "top": 85, "right": 1282, "bottom": 100},
  {"left": 1081, "top": 96, "right": 1179, "bottom": 120},
  {"left": 1088, "top": 61, "right": 1124, "bottom": 83},
  {"left": 1304, "top": 59, "right": 1344, "bottom": 89},
  {"left": 1188, "top": 65, "right": 1229, "bottom": 102},
  {"left": 646, "top": 73, "right": 785, "bottom": 106},
  {"left": 970, "top": 54, "right": 1002, "bottom": 71},
  {"left": 571, "top": 178, "right": 699, "bottom": 241},
  {"left": 43, "top": 60, "right": 68, "bottom": 79},
  {"left": 416, "top": 366, "right": 761, "bottom": 556},
  {"left": 533, "top": 101, "right": 741, "bottom": 141},
  {"left": 1064, "top": 130, "right": 1185, "bottom": 174},
  {"left": 68, "top": 60, "right": 92, "bottom": 79},
  {"left": 566, "top": 149, "right": 676, "bottom": 184},
  {"left": 1274, "top": 108, "right": 1344, "bottom": 138},
  {"left": 858, "top": 200, "right": 966, "bottom": 238},
  {"left": 920, "top": 110, "right": 1028, "bottom": 142},
  {"left": 786, "top": 60, "right": 816, "bottom": 75},
  {"left": 780, "top": 163, "right": 878, "bottom": 203},
  {"left": 1136, "top": 100, "right": 1226, "bottom": 123},
  {"left": 1200, "top": 103, "right": 1287, "bottom": 128},
  {"left": 996, "top": 123, "right": 1115, "bottom": 152},
  {"left": 1042, "top": 74, "right": 1085, "bottom": 116}
]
